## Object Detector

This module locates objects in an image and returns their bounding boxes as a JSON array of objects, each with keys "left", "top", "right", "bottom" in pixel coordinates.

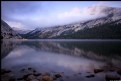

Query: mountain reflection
[
  {"left": 1, "top": 39, "right": 121, "bottom": 73},
  {"left": 1, "top": 39, "right": 121, "bottom": 61},
  {"left": 1, "top": 40, "right": 19, "bottom": 59}
]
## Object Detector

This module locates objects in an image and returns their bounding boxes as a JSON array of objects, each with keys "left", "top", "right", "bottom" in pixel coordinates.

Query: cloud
[
  {"left": 5, "top": 20, "right": 26, "bottom": 29},
  {"left": 1, "top": 1, "right": 121, "bottom": 29},
  {"left": 58, "top": 7, "right": 81, "bottom": 19},
  {"left": 57, "top": 1, "right": 110, "bottom": 21},
  {"left": 56, "top": 6, "right": 106, "bottom": 25},
  {"left": 92, "top": 1, "right": 108, "bottom": 7},
  {"left": 4, "top": 6, "right": 107, "bottom": 28}
]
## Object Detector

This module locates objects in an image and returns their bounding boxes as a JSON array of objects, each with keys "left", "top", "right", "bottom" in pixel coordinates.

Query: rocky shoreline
[{"left": 1, "top": 67, "right": 121, "bottom": 81}]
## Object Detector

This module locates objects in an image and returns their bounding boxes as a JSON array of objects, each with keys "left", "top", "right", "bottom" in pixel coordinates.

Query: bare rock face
[{"left": 1, "top": 20, "right": 22, "bottom": 39}]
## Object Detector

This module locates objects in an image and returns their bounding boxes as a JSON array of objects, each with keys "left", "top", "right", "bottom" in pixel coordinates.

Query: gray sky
[{"left": 1, "top": 1, "right": 121, "bottom": 30}]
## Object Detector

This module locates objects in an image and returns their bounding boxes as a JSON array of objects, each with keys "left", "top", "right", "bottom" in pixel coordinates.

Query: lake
[{"left": 1, "top": 39, "right": 121, "bottom": 81}]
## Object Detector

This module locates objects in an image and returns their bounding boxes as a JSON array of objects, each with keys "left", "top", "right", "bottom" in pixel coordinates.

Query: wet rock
[
  {"left": 58, "top": 77, "right": 64, "bottom": 81},
  {"left": 22, "top": 74, "right": 32, "bottom": 81},
  {"left": 105, "top": 74, "right": 120, "bottom": 81},
  {"left": 117, "top": 70, "right": 121, "bottom": 75},
  {"left": 53, "top": 77, "right": 57, "bottom": 80},
  {"left": 60, "top": 72, "right": 64, "bottom": 76},
  {"left": 23, "top": 74, "right": 29, "bottom": 80},
  {"left": 94, "top": 69, "right": 104, "bottom": 73},
  {"left": 1, "top": 72, "right": 15, "bottom": 81},
  {"left": 41, "top": 75, "right": 53, "bottom": 81},
  {"left": 55, "top": 74, "right": 62, "bottom": 78},
  {"left": 41, "top": 72, "right": 53, "bottom": 81},
  {"left": 52, "top": 73, "right": 63, "bottom": 80},
  {"left": 53, "top": 72, "right": 64, "bottom": 81},
  {"left": 34, "top": 73, "right": 42, "bottom": 77},
  {"left": 86, "top": 74, "right": 95, "bottom": 78},
  {"left": 33, "top": 70, "right": 36, "bottom": 73},
  {"left": 36, "top": 75, "right": 42, "bottom": 81},
  {"left": 28, "top": 68, "right": 32, "bottom": 70},
  {"left": 26, "top": 74, "right": 35, "bottom": 81},
  {"left": 1, "top": 69, "right": 12, "bottom": 75}
]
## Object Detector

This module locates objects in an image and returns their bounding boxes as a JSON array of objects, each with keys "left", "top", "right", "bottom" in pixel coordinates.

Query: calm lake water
[{"left": 1, "top": 39, "right": 121, "bottom": 81}]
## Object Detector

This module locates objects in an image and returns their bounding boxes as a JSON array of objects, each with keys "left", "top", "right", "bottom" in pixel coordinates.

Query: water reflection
[
  {"left": 1, "top": 40, "right": 19, "bottom": 59},
  {"left": 1, "top": 39, "right": 121, "bottom": 75}
]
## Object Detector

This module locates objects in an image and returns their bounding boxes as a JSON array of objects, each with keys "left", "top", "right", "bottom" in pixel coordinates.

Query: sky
[{"left": 1, "top": 1, "right": 121, "bottom": 30}]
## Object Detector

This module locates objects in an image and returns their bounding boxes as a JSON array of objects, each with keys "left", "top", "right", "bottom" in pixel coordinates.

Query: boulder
[
  {"left": 26, "top": 74, "right": 35, "bottom": 81},
  {"left": 55, "top": 74, "right": 62, "bottom": 78},
  {"left": 41, "top": 75, "right": 53, "bottom": 81}
]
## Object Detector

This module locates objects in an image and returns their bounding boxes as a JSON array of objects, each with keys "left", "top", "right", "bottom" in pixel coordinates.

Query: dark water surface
[{"left": 1, "top": 39, "right": 121, "bottom": 81}]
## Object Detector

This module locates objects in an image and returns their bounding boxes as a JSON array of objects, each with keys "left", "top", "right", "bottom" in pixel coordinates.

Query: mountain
[
  {"left": 1, "top": 20, "right": 22, "bottom": 39},
  {"left": 12, "top": 27, "right": 32, "bottom": 34},
  {"left": 21, "top": 6, "right": 121, "bottom": 39},
  {"left": 54, "top": 21, "right": 121, "bottom": 39}
]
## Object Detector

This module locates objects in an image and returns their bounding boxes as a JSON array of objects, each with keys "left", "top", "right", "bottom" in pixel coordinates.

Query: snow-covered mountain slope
[
  {"left": 1, "top": 20, "right": 22, "bottom": 39},
  {"left": 12, "top": 27, "right": 32, "bottom": 34},
  {"left": 23, "top": 6, "right": 121, "bottom": 39}
]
